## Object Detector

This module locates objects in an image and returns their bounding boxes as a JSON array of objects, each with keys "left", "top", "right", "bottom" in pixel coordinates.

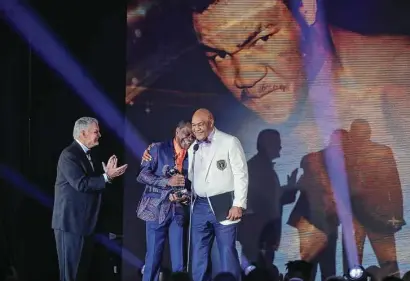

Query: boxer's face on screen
[{"left": 193, "top": 0, "right": 305, "bottom": 124}]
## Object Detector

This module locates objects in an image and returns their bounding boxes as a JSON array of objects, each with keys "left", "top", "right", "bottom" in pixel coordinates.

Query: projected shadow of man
[
  {"left": 288, "top": 129, "right": 349, "bottom": 281},
  {"left": 343, "top": 119, "right": 405, "bottom": 277},
  {"left": 238, "top": 129, "right": 298, "bottom": 268}
]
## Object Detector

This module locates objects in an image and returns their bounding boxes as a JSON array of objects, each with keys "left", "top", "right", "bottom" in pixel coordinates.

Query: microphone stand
[{"left": 186, "top": 144, "right": 199, "bottom": 273}]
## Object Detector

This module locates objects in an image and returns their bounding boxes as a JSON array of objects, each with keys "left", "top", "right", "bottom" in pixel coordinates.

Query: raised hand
[
  {"left": 141, "top": 143, "right": 155, "bottom": 162},
  {"left": 287, "top": 168, "right": 298, "bottom": 187},
  {"left": 106, "top": 156, "right": 128, "bottom": 179},
  {"left": 103, "top": 155, "right": 117, "bottom": 172},
  {"left": 105, "top": 155, "right": 117, "bottom": 169}
]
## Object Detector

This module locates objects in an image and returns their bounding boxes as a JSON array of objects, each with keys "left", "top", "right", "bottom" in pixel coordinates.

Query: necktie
[
  {"left": 199, "top": 138, "right": 211, "bottom": 144},
  {"left": 86, "top": 151, "right": 94, "bottom": 171}
]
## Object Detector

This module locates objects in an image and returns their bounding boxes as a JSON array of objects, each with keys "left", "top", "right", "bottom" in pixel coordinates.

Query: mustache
[{"left": 240, "top": 84, "right": 288, "bottom": 102}]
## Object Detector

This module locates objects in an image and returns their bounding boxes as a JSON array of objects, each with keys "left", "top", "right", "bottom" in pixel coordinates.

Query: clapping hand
[
  {"left": 103, "top": 155, "right": 117, "bottom": 171},
  {"left": 103, "top": 155, "right": 128, "bottom": 179}
]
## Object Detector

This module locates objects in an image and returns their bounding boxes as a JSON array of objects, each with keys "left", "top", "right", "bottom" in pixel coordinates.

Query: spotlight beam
[
  {"left": 0, "top": 163, "right": 144, "bottom": 269},
  {"left": 291, "top": 0, "right": 359, "bottom": 268},
  {"left": 0, "top": 0, "right": 146, "bottom": 158}
]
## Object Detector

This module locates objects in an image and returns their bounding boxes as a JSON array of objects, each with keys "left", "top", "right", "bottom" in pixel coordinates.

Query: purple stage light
[
  {"left": 0, "top": 0, "right": 146, "bottom": 158},
  {"left": 0, "top": 163, "right": 143, "bottom": 269},
  {"left": 296, "top": 0, "right": 359, "bottom": 268}
]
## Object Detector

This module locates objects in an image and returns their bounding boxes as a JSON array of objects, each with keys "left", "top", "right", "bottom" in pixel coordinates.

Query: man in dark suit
[
  {"left": 52, "top": 117, "right": 127, "bottom": 281},
  {"left": 137, "top": 120, "right": 194, "bottom": 281}
]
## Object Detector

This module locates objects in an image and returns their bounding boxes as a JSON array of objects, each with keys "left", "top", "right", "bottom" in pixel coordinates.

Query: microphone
[{"left": 187, "top": 142, "right": 199, "bottom": 272}]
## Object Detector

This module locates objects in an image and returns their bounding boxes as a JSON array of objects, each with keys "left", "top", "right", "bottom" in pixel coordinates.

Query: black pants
[{"left": 54, "top": 230, "right": 95, "bottom": 281}]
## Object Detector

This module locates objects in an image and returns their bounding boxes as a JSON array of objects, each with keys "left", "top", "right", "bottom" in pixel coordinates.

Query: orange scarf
[{"left": 173, "top": 139, "right": 187, "bottom": 172}]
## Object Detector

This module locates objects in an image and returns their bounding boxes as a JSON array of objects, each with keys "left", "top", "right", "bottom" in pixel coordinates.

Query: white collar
[{"left": 75, "top": 139, "right": 89, "bottom": 154}]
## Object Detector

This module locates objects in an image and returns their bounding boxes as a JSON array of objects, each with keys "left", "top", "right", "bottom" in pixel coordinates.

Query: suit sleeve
[
  {"left": 136, "top": 144, "right": 168, "bottom": 188},
  {"left": 229, "top": 137, "right": 249, "bottom": 209},
  {"left": 295, "top": 156, "right": 308, "bottom": 190},
  {"left": 281, "top": 188, "right": 297, "bottom": 205},
  {"left": 59, "top": 151, "right": 106, "bottom": 192}
]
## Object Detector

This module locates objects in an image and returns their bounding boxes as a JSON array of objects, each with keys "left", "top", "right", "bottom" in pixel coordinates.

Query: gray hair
[{"left": 73, "top": 117, "right": 98, "bottom": 139}]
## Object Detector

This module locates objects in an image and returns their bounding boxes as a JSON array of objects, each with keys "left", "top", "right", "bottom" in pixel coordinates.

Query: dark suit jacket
[
  {"left": 52, "top": 141, "right": 106, "bottom": 236},
  {"left": 136, "top": 140, "right": 189, "bottom": 223}
]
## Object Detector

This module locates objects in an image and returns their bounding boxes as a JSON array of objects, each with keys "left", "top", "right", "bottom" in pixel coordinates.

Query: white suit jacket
[{"left": 188, "top": 128, "right": 249, "bottom": 210}]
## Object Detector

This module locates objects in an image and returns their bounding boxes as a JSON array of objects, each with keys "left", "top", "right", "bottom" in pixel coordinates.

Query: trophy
[{"left": 164, "top": 165, "right": 187, "bottom": 199}]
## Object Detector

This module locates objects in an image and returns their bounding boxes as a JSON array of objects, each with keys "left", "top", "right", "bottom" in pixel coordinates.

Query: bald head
[{"left": 192, "top": 108, "right": 215, "bottom": 141}]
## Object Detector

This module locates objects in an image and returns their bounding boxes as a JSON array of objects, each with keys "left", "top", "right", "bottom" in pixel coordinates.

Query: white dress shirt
[
  {"left": 193, "top": 129, "right": 215, "bottom": 197},
  {"left": 75, "top": 139, "right": 109, "bottom": 182}
]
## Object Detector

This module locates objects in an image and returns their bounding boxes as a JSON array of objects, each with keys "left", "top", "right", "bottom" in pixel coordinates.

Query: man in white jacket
[{"left": 188, "top": 108, "right": 248, "bottom": 281}]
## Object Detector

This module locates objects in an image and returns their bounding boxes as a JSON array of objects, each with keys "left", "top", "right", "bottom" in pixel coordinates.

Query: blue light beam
[
  {"left": 0, "top": 0, "right": 146, "bottom": 158},
  {"left": 0, "top": 163, "right": 143, "bottom": 269}
]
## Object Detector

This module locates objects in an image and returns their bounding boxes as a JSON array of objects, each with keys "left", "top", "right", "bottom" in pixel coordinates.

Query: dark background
[{"left": 0, "top": 0, "right": 126, "bottom": 280}]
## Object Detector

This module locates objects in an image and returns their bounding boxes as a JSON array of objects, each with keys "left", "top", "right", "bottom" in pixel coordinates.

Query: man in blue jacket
[{"left": 137, "top": 120, "right": 194, "bottom": 281}]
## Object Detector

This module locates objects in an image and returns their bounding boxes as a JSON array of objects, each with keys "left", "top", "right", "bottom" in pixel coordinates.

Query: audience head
[
  {"left": 169, "top": 271, "right": 191, "bottom": 281},
  {"left": 402, "top": 270, "right": 410, "bottom": 281},
  {"left": 285, "top": 260, "right": 314, "bottom": 281},
  {"left": 366, "top": 265, "right": 381, "bottom": 281},
  {"left": 213, "top": 272, "right": 237, "bottom": 281},
  {"left": 192, "top": 108, "right": 214, "bottom": 141},
  {"left": 245, "top": 266, "right": 272, "bottom": 281},
  {"left": 266, "top": 264, "right": 280, "bottom": 281}
]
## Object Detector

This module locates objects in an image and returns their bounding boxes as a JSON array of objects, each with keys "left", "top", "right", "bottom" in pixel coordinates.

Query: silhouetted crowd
[{"left": 150, "top": 260, "right": 410, "bottom": 281}]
